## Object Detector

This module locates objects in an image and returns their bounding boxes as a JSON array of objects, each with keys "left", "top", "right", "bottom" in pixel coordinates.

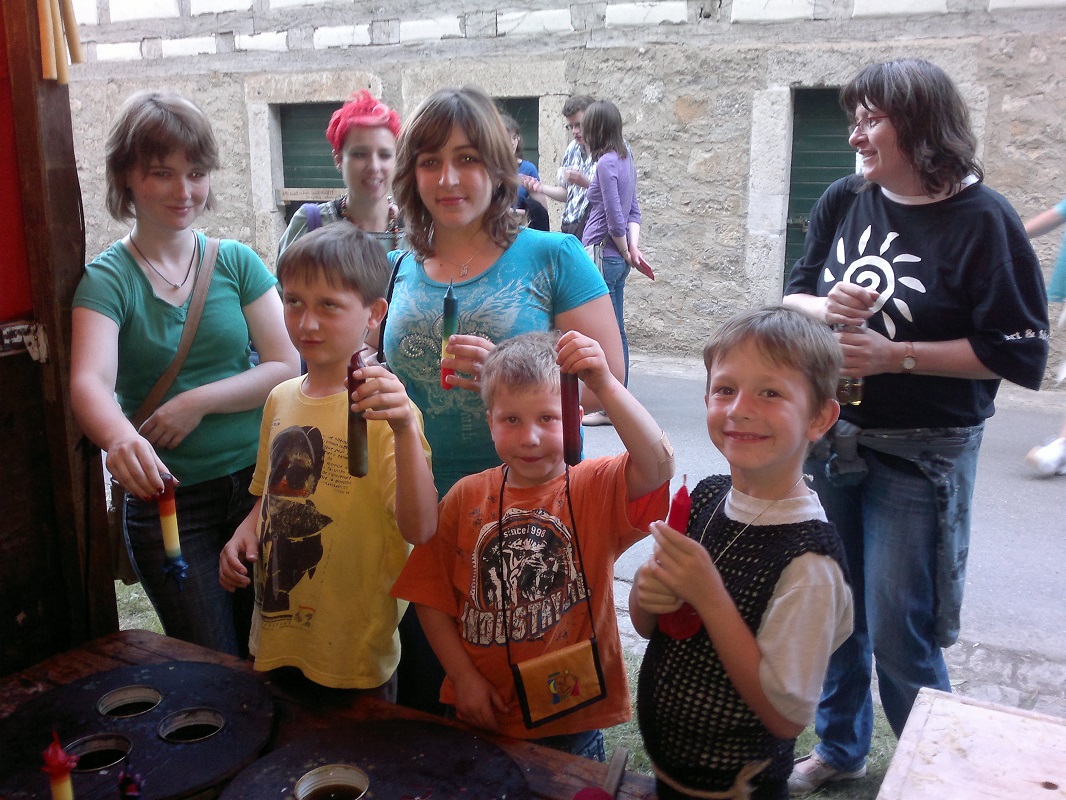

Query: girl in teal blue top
[
  {"left": 384, "top": 85, "right": 623, "bottom": 720},
  {"left": 70, "top": 90, "right": 299, "bottom": 655}
]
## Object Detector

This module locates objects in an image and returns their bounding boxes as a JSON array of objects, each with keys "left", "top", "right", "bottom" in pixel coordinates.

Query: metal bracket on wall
[{"left": 1, "top": 320, "right": 49, "bottom": 362}]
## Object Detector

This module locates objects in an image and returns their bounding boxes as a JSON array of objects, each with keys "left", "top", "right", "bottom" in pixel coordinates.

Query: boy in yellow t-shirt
[{"left": 220, "top": 224, "right": 436, "bottom": 698}]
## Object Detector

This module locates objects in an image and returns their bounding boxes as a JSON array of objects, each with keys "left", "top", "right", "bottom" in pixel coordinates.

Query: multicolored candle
[
  {"left": 561, "top": 372, "right": 581, "bottom": 466},
  {"left": 657, "top": 477, "right": 703, "bottom": 640},
  {"left": 440, "top": 281, "right": 458, "bottom": 390},
  {"left": 158, "top": 474, "right": 188, "bottom": 587},
  {"left": 41, "top": 730, "right": 77, "bottom": 800},
  {"left": 348, "top": 351, "right": 369, "bottom": 478}
]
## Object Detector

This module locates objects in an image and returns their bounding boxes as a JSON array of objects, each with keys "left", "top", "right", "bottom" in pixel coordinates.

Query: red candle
[
  {"left": 41, "top": 731, "right": 77, "bottom": 800},
  {"left": 658, "top": 477, "right": 703, "bottom": 640},
  {"left": 561, "top": 372, "right": 581, "bottom": 466},
  {"left": 348, "top": 352, "right": 368, "bottom": 478},
  {"left": 440, "top": 282, "right": 458, "bottom": 390}
]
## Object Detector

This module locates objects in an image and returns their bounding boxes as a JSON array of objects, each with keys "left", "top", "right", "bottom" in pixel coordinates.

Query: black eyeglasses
[{"left": 848, "top": 115, "right": 888, "bottom": 136}]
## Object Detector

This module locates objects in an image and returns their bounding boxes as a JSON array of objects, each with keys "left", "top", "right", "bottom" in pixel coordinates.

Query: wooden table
[
  {"left": 878, "top": 687, "right": 1066, "bottom": 799},
  {"left": 0, "top": 630, "right": 656, "bottom": 800}
]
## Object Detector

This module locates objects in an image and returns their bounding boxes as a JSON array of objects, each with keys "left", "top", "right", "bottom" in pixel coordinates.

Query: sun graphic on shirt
[{"left": 823, "top": 225, "right": 927, "bottom": 340}]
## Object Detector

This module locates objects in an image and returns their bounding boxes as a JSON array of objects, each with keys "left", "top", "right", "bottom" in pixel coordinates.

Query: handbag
[
  {"left": 498, "top": 467, "right": 607, "bottom": 729},
  {"left": 106, "top": 236, "right": 220, "bottom": 584}
]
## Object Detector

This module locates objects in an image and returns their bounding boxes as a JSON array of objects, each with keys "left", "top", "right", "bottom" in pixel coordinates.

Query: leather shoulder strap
[{"left": 130, "top": 237, "right": 221, "bottom": 429}]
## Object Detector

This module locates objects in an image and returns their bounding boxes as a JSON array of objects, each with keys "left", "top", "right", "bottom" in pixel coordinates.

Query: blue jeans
[
  {"left": 808, "top": 442, "right": 980, "bottom": 771},
  {"left": 600, "top": 255, "right": 631, "bottom": 385},
  {"left": 123, "top": 465, "right": 256, "bottom": 656},
  {"left": 533, "top": 728, "right": 606, "bottom": 762}
]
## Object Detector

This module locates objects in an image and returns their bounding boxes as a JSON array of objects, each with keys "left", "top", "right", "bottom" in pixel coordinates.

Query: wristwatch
[{"left": 902, "top": 342, "right": 917, "bottom": 372}]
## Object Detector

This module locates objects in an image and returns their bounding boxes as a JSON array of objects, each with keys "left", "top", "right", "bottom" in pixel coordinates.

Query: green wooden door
[
  {"left": 784, "top": 89, "right": 855, "bottom": 284},
  {"left": 280, "top": 103, "right": 343, "bottom": 221},
  {"left": 496, "top": 97, "right": 540, "bottom": 172}
]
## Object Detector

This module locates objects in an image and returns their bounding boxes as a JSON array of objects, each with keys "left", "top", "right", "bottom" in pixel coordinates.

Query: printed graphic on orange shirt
[{"left": 461, "top": 506, "right": 588, "bottom": 646}]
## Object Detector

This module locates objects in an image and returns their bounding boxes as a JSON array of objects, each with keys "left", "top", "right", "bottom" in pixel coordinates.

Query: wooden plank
[
  {"left": 0, "top": 632, "right": 658, "bottom": 799},
  {"left": 878, "top": 688, "right": 1066, "bottom": 799},
  {"left": 276, "top": 187, "right": 345, "bottom": 205}
]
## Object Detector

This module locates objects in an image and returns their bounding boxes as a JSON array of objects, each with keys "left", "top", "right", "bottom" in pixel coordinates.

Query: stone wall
[{"left": 65, "top": 0, "right": 1066, "bottom": 374}]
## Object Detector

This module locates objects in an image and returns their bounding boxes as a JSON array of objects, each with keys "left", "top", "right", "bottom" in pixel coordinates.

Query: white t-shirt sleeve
[{"left": 756, "top": 552, "right": 853, "bottom": 727}]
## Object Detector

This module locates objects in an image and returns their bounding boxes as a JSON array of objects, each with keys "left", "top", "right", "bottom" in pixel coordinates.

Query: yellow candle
[
  {"left": 158, "top": 474, "right": 181, "bottom": 560},
  {"left": 41, "top": 731, "right": 77, "bottom": 800}
]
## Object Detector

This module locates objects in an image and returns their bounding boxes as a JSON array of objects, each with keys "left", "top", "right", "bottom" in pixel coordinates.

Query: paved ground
[{"left": 586, "top": 350, "right": 1066, "bottom": 720}]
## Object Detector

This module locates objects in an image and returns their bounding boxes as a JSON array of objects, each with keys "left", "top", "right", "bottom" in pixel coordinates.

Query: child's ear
[
  {"left": 365, "top": 298, "right": 389, "bottom": 331},
  {"left": 807, "top": 398, "right": 840, "bottom": 442}
]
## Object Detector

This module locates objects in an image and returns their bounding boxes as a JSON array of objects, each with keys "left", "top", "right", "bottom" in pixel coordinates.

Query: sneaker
[
  {"left": 1025, "top": 437, "right": 1066, "bottom": 476},
  {"left": 788, "top": 751, "right": 866, "bottom": 795},
  {"left": 581, "top": 410, "right": 612, "bottom": 427}
]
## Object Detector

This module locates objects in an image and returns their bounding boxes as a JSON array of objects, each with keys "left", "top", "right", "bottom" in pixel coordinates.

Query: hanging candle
[
  {"left": 348, "top": 351, "right": 369, "bottom": 478},
  {"left": 657, "top": 477, "right": 703, "bottom": 640},
  {"left": 440, "top": 281, "right": 458, "bottom": 390},
  {"left": 158, "top": 474, "right": 188, "bottom": 588},
  {"left": 41, "top": 731, "right": 77, "bottom": 800},
  {"left": 561, "top": 372, "right": 581, "bottom": 466}
]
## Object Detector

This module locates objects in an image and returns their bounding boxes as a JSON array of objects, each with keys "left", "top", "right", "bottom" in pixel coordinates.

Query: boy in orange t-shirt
[{"left": 392, "top": 330, "right": 671, "bottom": 759}]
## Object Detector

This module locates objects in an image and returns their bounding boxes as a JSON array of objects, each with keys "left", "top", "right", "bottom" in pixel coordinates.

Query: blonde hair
[{"left": 480, "top": 332, "right": 561, "bottom": 408}]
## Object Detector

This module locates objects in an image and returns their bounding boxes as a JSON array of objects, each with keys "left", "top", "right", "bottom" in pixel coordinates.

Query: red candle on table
[
  {"left": 348, "top": 352, "right": 369, "bottom": 477},
  {"left": 657, "top": 477, "right": 703, "bottom": 640},
  {"left": 561, "top": 372, "right": 581, "bottom": 466},
  {"left": 41, "top": 730, "right": 77, "bottom": 800},
  {"left": 440, "top": 281, "right": 458, "bottom": 390}
]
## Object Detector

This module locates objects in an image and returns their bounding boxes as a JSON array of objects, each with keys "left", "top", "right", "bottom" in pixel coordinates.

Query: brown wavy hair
[
  {"left": 841, "top": 59, "right": 982, "bottom": 197},
  {"left": 393, "top": 86, "right": 519, "bottom": 259}
]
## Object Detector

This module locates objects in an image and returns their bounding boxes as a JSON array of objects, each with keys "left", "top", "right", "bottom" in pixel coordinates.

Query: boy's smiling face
[
  {"left": 487, "top": 383, "right": 566, "bottom": 488},
  {"left": 282, "top": 271, "right": 386, "bottom": 378},
  {"left": 705, "top": 340, "right": 837, "bottom": 499}
]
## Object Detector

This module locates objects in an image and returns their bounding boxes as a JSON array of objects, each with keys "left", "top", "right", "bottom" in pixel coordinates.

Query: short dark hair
[
  {"left": 562, "top": 95, "right": 595, "bottom": 118},
  {"left": 276, "top": 224, "right": 390, "bottom": 303},
  {"left": 841, "top": 59, "right": 982, "bottom": 197},
  {"left": 703, "top": 306, "right": 841, "bottom": 413},
  {"left": 393, "top": 86, "right": 519, "bottom": 260},
  {"left": 582, "top": 101, "right": 627, "bottom": 161},
  {"left": 105, "top": 90, "right": 219, "bottom": 221},
  {"left": 480, "top": 331, "right": 561, "bottom": 408}
]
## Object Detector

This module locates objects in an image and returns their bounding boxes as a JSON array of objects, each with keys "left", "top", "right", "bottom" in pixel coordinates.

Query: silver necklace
[
  {"left": 698, "top": 474, "right": 809, "bottom": 562},
  {"left": 129, "top": 231, "right": 197, "bottom": 290},
  {"left": 437, "top": 244, "right": 485, "bottom": 278}
]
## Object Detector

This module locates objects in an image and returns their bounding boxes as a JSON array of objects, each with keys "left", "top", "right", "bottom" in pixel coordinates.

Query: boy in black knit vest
[{"left": 630, "top": 306, "right": 854, "bottom": 800}]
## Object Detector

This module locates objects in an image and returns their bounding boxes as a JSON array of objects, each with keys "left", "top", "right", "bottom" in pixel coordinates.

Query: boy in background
[
  {"left": 632, "top": 306, "right": 853, "bottom": 799},
  {"left": 220, "top": 224, "right": 436, "bottom": 699},
  {"left": 393, "top": 330, "right": 671, "bottom": 759}
]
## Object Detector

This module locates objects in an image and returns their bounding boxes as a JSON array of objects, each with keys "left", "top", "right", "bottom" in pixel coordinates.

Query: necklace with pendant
[
  {"left": 437, "top": 244, "right": 486, "bottom": 279},
  {"left": 657, "top": 473, "right": 809, "bottom": 641},
  {"left": 129, "top": 231, "right": 197, "bottom": 290}
]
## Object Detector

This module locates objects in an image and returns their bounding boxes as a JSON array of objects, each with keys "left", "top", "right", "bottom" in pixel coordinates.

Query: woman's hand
[
  {"left": 442, "top": 333, "right": 496, "bottom": 393},
  {"left": 838, "top": 324, "right": 898, "bottom": 378},
  {"left": 139, "top": 391, "right": 206, "bottom": 450},
  {"left": 825, "top": 283, "right": 878, "bottom": 328},
  {"left": 105, "top": 434, "right": 171, "bottom": 500}
]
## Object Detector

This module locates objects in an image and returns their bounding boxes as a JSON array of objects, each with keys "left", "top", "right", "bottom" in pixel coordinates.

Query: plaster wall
[{"left": 64, "top": 0, "right": 1066, "bottom": 374}]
